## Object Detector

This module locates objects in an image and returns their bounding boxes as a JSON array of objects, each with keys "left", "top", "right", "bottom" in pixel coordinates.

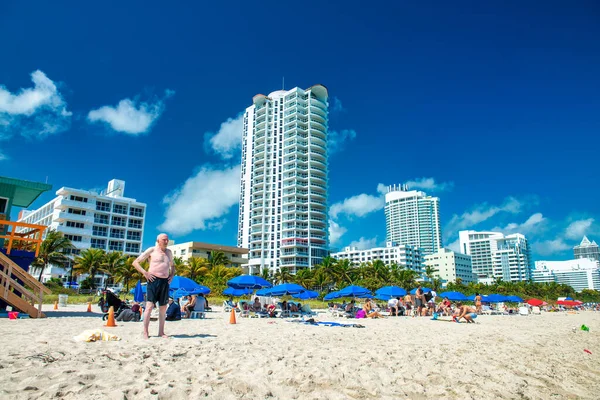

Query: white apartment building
[
  {"left": 424, "top": 248, "right": 475, "bottom": 284},
  {"left": 167, "top": 241, "right": 249, "bottom": 269},
  {"left": 331, "top": 242, "right": 424, "bottom": 273},
  {"left": 384, "top": 184, "right": 442, "bottom": 256},
  {"left": 18, "top": 179, "right": 146, "bottom": 283},
  {"left": 459, "top": 230, "right": 532, "bottom": 282},
  {"left": 532, "top": 258, "right": 600, "bottom": 292},
  {"left": 237, "top": 85, "right": 329, "bottom": 274},
  {"left": 573, "top": 236, "right": 599, "bottom": 262}
]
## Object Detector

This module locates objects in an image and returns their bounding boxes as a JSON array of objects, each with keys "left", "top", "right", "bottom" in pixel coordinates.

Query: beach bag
[{"left": 355, "top": 310, "right": 366, "bottom": 319}]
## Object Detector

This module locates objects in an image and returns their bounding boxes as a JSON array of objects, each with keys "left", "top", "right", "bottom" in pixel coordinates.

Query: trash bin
[{"left": 58, "top": 294, "right": 68, "bottom": 307}]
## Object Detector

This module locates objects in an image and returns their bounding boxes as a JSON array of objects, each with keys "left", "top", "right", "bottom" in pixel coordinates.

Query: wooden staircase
[{"left": 0, "top": 220, "right": 50, "bottom": 318}]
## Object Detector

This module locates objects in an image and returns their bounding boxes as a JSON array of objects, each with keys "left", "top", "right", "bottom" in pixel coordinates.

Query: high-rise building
[
  {"left": 384, "top": 184, "right": 442, "bottom": 256},
  {"left": 424, "top": 248, "right": 475, "bottom": 284},
  {"left": 330, "top": 242, "right": 424, "bottom": 273},
  {"left": 18, "top": 179, "right": 146, "bottom": 283},
  {"left": 459, "top": 230, "right": 532, "bottom": 281},
  {"left": 574, "top": 236, "right": 599, "bottom": 262},
  {"left": 532, "top": 259, "right": 600, "bottom": 292},
  {"left": 237, "top": 85, "right": 329, "bottom": 274}
]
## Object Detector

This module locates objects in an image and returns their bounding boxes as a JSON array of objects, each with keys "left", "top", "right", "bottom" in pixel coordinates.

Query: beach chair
[
  {"left": 190, "top": 311, "right": 205, "bottom": 319},
  {"left": 223, "top": 300, "right": 232, "bottom": 312},
  {"left": 518, "top": 306, "right": 529, "bottom": 316},
  {"left": 531, "top": 306, "right": 541, "bottom": 315},
  {"left": 481, "top": 305, "right": 493, "bottom": 315}
]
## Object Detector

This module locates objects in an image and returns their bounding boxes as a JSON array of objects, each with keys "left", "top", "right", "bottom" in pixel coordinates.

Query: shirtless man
[
  {"left": 456, "top": 302, "right": 478, "bottom": 323},
  {"left": 133, "top": 233, "right": 175, "bottom": 339}
]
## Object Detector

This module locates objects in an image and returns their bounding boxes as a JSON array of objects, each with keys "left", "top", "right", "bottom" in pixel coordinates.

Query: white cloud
[
  {"left": 329, "top": 219, "right": 347, "bottom": 245},
  {"left": 329, "top": 191, "right": 385, "bottom": 220},
  {"left": 159, "top": 164, "right": 241, "bottom": 235},
  {"left": 565, "top": 218, "right": 595, "bottom": 240},
  {"left": 405, "top": 177, "right": 454, "bottom": 192},
  {"left": 205, "top": 113, "right": 243, "bottom": 159},
  {"left": 444, "top": 196, "right": 525, "bottom": 240},
  {"left": 332, "top": 97, "right": 344, "bottom": 112},
  {"left": 87, "top": 90, "right": 173, "bottom": 135},
  {"left": 348, "top": 237, "right": 378, "bottom": 250},
  {"left": 328, "top": 129, "right": 357, "bottom": 155},
  {"left": 0, "top": 70, "right": 71, "bottom": 139},
  {"left": 531, "top": 238, "right": 572, "bottom": 256},
  {"left": 447, "top": 238, "right": 461, "bottom": 253},
  {"left": 498, "top": 213, "right": 547, "bottom": 235}
]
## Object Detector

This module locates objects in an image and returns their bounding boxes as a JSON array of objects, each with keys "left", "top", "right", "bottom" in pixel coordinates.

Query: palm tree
[
  {"left": 72, "top": 248, "right": 105, "bottom": 289},
  {"left": 182, "top": 256, "right": 210, "bottom": 282},
  {"left": 424, "top": 265, "right": 439, "bottom": 282},
  {"left": 293, "top": 268, "right": 314, "bottom": 289},
  {"left": 204, "top": 265, "right": 242, "bottom": 294},
  {"left": 31, "top": 230, "right": 74, "bottom": 282},
  {"left": 173, "top": 256, "right": 186, "bottom": 276},
  {"left": 396, "top": 268, "right": 419, "bottom": 292},
  {"left": 101, "top": 251, "right": 127, "bottom": 288},
  {"left": 315, "top": 256, "right": 338, "bottom": 283},
  {"left": 274, "top": 267, "right": 292, "bottom": 284},
  {"left": 209, "top": 251, "right": 229, "bottom": 268},
  {"left": 112, "top": 256, "right": 142, "bottom": 298},
  {"left": 335, "top": 259, "right": 356, "bottom": 286}
]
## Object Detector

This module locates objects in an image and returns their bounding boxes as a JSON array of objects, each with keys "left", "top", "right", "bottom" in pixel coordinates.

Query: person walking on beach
[
  {"left": 133, "top": 233, "right": 175, "bottom": 339},
  {"left": 475, "top": 293, "right": 482, "bottom": 314}
]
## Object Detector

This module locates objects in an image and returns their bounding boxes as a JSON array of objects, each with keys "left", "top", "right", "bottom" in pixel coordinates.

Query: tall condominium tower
[
  {"left": 573, "top": 236, "right": 599, "bottom": 262},
  {"left": 237, "top": 85, "right": 329, "bottom": 274},
  {"left": 459, "top": 230, "right": 532, "bottom": 282},
  {"left": 384, "top": 184, "right": 442, "bottom": 256}
]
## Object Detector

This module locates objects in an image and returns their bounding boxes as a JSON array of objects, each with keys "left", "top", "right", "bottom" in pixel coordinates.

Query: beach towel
[
  {"left": 290, "top": 319, "right": 365, "bottom": 328},
  {"left": 73, "top": 329, "right": 121, "bottom": 342}
]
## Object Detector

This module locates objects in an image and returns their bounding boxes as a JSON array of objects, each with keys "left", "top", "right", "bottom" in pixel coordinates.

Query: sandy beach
[{"left": 1, "top": 305, "right": 599, "bottom": 400}]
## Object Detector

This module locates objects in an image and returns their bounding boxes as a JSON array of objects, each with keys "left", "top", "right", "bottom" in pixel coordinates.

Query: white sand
[{"left": 1, "top": 304, "right": 599, "bottom": 399}]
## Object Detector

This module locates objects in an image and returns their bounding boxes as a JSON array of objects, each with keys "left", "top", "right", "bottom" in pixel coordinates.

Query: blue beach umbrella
[
  {"left": 486, "top": 294, "right": 508, "bottom": 303},
  {"left": 337, "top": 285, "right": 372, "bottom": 298},
  {"left": 410, "top": 287, "right": 432, "bottom": 295},
  {"left": 439, "top": 291, "right": 468, "bottom": 301},
  {"left": 223, "top": 287, "right": 253, "bottom": 297},
  {"left": 506, "top": 295, "right": 523, "bottom": 303},
  {"left": 227, "top": 275, "right": 273, "bottom": 289},
  {"left": 269, "top": 283, "right": 307, "bottom": 296},
  {"left": 292, "top": 290, "right": 319, "bottom": 300},
  {"left": 256, "top": 287, "right": 272, "bottom": 296},
  {"left": 375, "top": 286, "right": 407, "bottom": 300},
  {"left": 133, "top": 280, "right": 145, "bottom": 302},
  {"left": 169, "top": 276, "right": 208, "bottom": 292},
  {"left": 323, "top": 291, "right": 341, "bottom": 301}
]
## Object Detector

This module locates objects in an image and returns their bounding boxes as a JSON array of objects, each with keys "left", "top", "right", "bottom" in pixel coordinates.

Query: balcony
[
  {"left": 56, "top": 211, "right": 94, "bottom": 224},
  {"left": 54, "top": 198, "right": 95, "bottom": 211}
]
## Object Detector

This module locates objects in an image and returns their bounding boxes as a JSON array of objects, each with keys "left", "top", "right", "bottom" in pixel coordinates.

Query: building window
[
  {"left": 96, "top": 201, "right": 110, "bottom": 212},
  {"left": 128, "top": 219, "right": 143, "bottom": 229},
  {"left": 125, "top": 242, "right": 140, "bottom": 253},
  {"left": 126, "top": 231, "right": 141, "bottom": 241},
  {"left": 129, "top": 207, "right": 144, "bottom": 217},
  {"left": 92, "top": 226, "right": 108, "bottom": 237},
  {"left": 111, "top": 216, "right": 126, "bottom": 227},
  {"left": 94, "top": 213, "right": 109, "bottom": 224},
  {"left": 113, "top": 204, "right": 128, "bottom": 215},
  {"left": 0, "top": 197, "right": 8, "bottom": 214},
  {"left": 69, "top": 195, "right": 88, "bottom": 203},
  {"left": 66, "top": 221, "right": 85, "bottom": 229},
  {"left": 91, "top": 238, "right": 106, "bottom": 249},
  {"left": 108, "top": 241, "right": 123, "bottom": 251},
  {"left": 110, "top": 228, "right": 125, "bottom": 239},
  {"left": 64, "top": 234, "right": 82, "bottom": 242},
  {"left": 67, "top": 208, "right": 86, "bottom": 216}
]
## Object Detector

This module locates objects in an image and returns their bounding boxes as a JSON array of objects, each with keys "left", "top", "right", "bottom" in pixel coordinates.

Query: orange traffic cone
[
  {"left": 87, "top": 302, "right": 92, "bottom": 312},
  {"left": 105, "top": 306, "right": 117, "bottom": 327},
  {"left": 229, "top": 307, "right": 236, "bottom": 324},
  {"left": 54, "top": 301, "right": 58, "bottom": 310}
]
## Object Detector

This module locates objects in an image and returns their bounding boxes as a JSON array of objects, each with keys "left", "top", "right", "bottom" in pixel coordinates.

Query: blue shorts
[{"left": 469, "top": 313, "right": 478, "bottom": 319}]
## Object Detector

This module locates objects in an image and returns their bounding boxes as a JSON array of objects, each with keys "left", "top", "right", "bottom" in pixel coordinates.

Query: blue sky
[{"left": 1, "top": 1, "right": 599, "bottom": 261}]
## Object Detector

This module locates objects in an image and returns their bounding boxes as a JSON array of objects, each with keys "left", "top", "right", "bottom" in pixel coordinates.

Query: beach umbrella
[
  {"left": 133, "top": 280, "right": 145, "bottom": 303},
  {"left": 292, "top": 290, "right": 319, "bottom": 300},
  {"left": 227, "top": 275, "right": 272, "bottom": 289},
  {"left": 409, "top": 287, "right": 432, "bottom": 295},
  {"left": 486, "top": 294, "right": 508, "bottom": 303},
  {"left": 223, "top": 287, "right": 253, "bottom": 297},
  {"left": 565, "top": 297, "right": 574, "bottom": 301},
  {"left": 269, "top": 283, "right": 307, "bottom": 296},
  {"left": 439, "top": 291, "right": 468, "bottom": 301},
  {"left": 375, "top": 286, "right": 407, "bottom": 300},
  {"left": 169, "top": 276, "right": 208, "bottom": 292},
  {"left": 526, "top": 298, "right": 544, "bottom": 307},
  {"left": 506, "top": 295, "right": 523, "bottom": 303},
  {"left": 338, "top": 285, "right": 372, "bottom": 298},
  {"left": 323, "top": 291, "right": 341, "bottom": 301},
  {"left": 256, "top": 287, "right": 272, "bottom": 296},
  {"left": 557, "top": 300, "right": 582, "bottom": 307}
]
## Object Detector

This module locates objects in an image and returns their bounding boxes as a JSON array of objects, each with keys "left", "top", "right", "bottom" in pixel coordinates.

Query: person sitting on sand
[
  {"left": 456, "top": 302, "right": 478, "bottom": 323},
  {"left": 437, "top": 297, "right": 452, "bottom": 315},
  {"left": 363, "top": 300, "right": 384, "bottom": 318},
  {"left": 166, "top": 297, "right": 181, "bottom": 321},
  {"left": 252, "top": 297, "right": 262, "bottom": 312}
]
